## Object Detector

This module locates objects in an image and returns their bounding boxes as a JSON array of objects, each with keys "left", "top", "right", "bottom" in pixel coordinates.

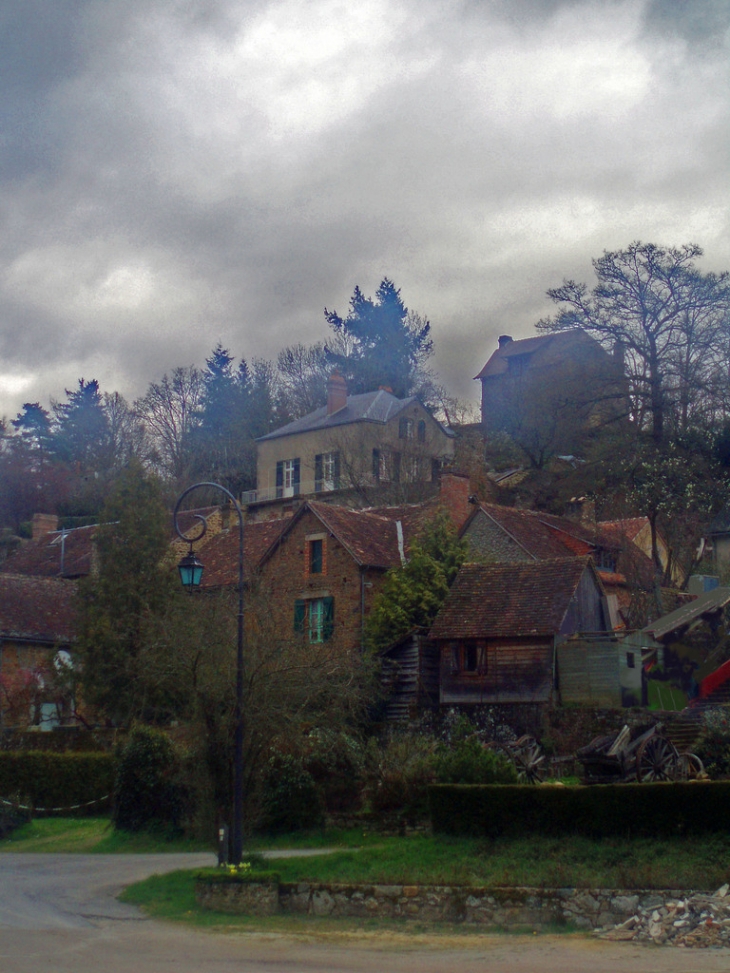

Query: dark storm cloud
[{"left": 0, "top": 0, "right": 728, "bottom": 417}]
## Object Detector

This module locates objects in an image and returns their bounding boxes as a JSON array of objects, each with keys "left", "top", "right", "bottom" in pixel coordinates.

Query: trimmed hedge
[
  {"left": 0, "top": 751, "right": 115, "bottom": 814},
  {"left": 429, "top": 782, "right": 730, "bottom": 838}
]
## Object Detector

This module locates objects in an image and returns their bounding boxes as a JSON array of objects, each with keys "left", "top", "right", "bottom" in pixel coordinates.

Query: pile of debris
[{"left": 601, "top": 884, "right": 730, "bottom": 948}]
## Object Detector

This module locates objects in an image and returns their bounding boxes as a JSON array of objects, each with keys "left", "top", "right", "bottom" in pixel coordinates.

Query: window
[
  {"left": 276, "top": 458, "right": 300, "bottom": 498},
  {"left": 309, "top": 538, "right": 323, "bottom": 574},
  {"left": 372, "top": 449, "right": 401, "bottom": 483},
  {"left": 399, "top": 417, "right": 414, "bottom": 439},
  {"left": 314, "top": 451, "right": 340, "bottom": 492},
  {"left": 417, "top": 419, "right": 426, "bottom": 443},
  {"left": 449, "top": 640, "right": 486, "bottom": 673},
  {"left": 294, "top": 597, "right": 334, "bottom": 642}
]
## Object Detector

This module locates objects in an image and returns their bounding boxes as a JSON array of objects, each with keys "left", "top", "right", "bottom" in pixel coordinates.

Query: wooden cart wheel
[
  {"left": 513, "top": 741, "right": 546, "bottom": 784},
  {"left": 635, "top": 736, "right": 679, "bottom": 782},
  {"left": 676, "top": 752, "right": 705, "bottom": 781}
]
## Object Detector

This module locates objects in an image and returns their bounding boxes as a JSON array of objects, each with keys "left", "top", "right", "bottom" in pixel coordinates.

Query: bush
[
  {"left": 694, "top": 707, "right": 730, "bottom": 778},
  {"left": 258, "top": 753, "right": 324, "bottom": 834},
  {"left": 0, "top": 751, "right": 115, "bottom": 813},
  {"left": 113, "top": 726, "right": 186, "bottom": 832},
  {"left": 434, "top": 735, "right": 518, "bottom": 785},
  {"left": 301, "top": 728, "right": 364, "bottom": 812},
  {"left": 430, "top": 781, "right": 730, "bottom": 838},
  {"left": 363, "top": 734, "right": 436, "bottom": 817}
]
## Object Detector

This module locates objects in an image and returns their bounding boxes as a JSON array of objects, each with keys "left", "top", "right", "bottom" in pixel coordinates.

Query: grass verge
[{"left": 0, "top": 817, "right": 213, "bottom": 854}]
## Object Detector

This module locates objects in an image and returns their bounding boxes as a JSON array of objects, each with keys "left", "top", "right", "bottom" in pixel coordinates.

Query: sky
[{"left": 1, "top": 0, "right": 728, "bottom": 421}]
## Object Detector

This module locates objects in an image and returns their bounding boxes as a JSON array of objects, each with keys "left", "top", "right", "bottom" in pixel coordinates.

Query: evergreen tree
[
  {"left": 52, "top": 378, "right": 112, "bottom": 470},
  {"left": 74, "top": 461, "right": 178, "bottom": 725},
  {"left": 365, "top": 511, "right": 467, "bottom": 652},
  {"left": 325, "top": 279, "right": 433, "bottom": 398}
]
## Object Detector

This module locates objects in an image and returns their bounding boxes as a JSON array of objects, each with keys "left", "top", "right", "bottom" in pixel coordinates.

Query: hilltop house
[
  {"left": 247, "top": 372, "right": 455, "bottom": 520},
  {"left": 475, "top": 330, "right": 626, "bottom": 460}
]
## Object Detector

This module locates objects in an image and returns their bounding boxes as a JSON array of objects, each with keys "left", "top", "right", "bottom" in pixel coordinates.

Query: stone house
[
  {"left": 0, "top": 574, "right": 77, "bottom": 729},
  {"left": 475, "top": 330, "right": 626, "bottom": 456},
  {"left": 248, "top": 372, "right": 455, "bottom": 520},
  {"left": 428, "top": 558, "right": 613, "bottom": 708},
  {"left": 459, "top": 501, "right": 656, "bottom": 629}
]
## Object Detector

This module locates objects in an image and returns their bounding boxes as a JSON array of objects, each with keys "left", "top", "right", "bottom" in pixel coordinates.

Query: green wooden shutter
[
  {"left": 322, "top": 596, "right": 334, "bottom": 641},
  {"left": 294, "top": 599, "right": 306, "bottom": 634}
]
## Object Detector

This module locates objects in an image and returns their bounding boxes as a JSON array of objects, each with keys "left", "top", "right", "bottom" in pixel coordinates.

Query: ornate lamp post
[{"left": 173, "top": 482, "right": 245, "bottom": 864}]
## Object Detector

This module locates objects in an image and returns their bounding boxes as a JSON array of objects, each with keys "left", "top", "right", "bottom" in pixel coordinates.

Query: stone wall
[{"left": 196, "top": 880, "right": 714, "bottom": 931}]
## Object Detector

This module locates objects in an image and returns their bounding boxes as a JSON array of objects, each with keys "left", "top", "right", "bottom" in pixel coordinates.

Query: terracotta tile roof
[
  {"left": 429, "top": 558, "right": 593, "bottom": 641},
  {"left": 475, "top": 504, "right": 573, "bottom": 559},
  {"left": 0, "top": 574, "right": 77, "bottom": 643},
  {"left": 199, "top": 519, "right": 288, "bottom": 587},
  {"left": 598, "top": 517, "right": 650, "bottom": 542},
  {"left": 306, "top": 501, "right": 404, "bottom": 568},
  {"left": 0, "top": 524, "right": 97, "bottom": 579},
  {"left": 174, "top": 506, "right": 220, "bottom": 538}
]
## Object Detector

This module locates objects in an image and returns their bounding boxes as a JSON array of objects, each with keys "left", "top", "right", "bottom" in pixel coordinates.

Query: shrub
[
  {"left": 430, "top": 781, "right": 730, "bottom": 838},
  {"left": 301, "top": 728, "right": 364, "bottom": 812},
  {"left": 113, "top": 726, "right": 187, "bottom": 832},
  {"left": 363, "top": 734, "right": 435, "bottom": 817},
  {"left": 258, "top": 753, "right": 324, "bottom": 834},
  {"left": 694, "top": 707, "right": 730, "bottom": 778},
  {"left": 434, "top": 735, "right": 518, "bottom": 785},
  {"left": 0, "top": 751, "right": 115, "bottom": 813}
]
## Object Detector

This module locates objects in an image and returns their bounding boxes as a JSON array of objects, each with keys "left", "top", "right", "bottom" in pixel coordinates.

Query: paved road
[{"left": 1, "top": 854, "right": 729, "bottom": 973}]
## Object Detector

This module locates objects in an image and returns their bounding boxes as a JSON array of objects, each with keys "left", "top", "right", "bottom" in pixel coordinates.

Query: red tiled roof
[
  {"left": 598, "top": 517, "right": 650, "bottom": 543},
  {"left": 429, "top": 558, "right": 594, "bottom": 641},
  {"left": 0, "top": 574, "right": 77, "bottom": 643},
  {"left": 174, "top": 506, "right": 219, "bottom": 538},
  {"left": 199, "top": 519, "right": 288, "bottom": 587},
  {"left": 0, "top": 525, "right": 97, "bottom": 578}
]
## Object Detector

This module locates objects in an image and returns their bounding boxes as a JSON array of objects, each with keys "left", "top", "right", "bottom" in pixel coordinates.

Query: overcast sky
[{"left": 1, "top": 0, "right": 728, "bottom": 421}]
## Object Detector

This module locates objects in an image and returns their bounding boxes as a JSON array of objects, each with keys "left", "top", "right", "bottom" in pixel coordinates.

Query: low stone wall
[{"left": 195, "top": 880, "right": 702, "bottom": 930}]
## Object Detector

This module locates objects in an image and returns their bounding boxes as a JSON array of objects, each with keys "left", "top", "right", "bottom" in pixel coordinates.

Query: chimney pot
[{"left": 498, "top": 334, "right": 513, "bottom": 349}]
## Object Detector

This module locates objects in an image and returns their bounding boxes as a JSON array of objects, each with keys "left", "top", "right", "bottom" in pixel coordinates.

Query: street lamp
[{"left": 173, "top": 482, "right": 245, "bottom": 864}]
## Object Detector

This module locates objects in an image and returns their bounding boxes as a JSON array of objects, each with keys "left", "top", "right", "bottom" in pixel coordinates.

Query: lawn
[{"left": 0, "top": 817, "right": 213, "bottom": 854}]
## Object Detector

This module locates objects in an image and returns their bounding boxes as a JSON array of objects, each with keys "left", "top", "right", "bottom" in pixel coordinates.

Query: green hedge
[
  {"left": 0, "top": 751, "right": 115, "bottom": 814},
  {"left": 429, "top": 782, "right": 730, "bottom": 838}
]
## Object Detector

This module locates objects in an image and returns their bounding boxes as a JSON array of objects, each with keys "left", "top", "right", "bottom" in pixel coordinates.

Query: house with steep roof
[
  {"left": 247, "top": 371, "right": 455, "bottom": 519},
  {"left": 460, "top": 501, "right": 656, "bottom": 629},
  {"left": 475, "top": 330, "right": 626, "bottom": 460},
  {"left": 428, "top": 558, "right": 613, "bottom": 708},
  {"left": 0, "top": 574, "right": 77, "bottom": 729}
]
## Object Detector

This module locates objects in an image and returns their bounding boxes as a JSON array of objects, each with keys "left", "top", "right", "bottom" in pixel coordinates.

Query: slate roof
[
  {"left": 256, "top": 389, "right": 453, "bottom": 442},
  {"left": 0, "top": 574, "right": 77, "bottom": 644},
  {"left": 474, "top": 330, "right": 594, "bottom": 380},
  {"left": 429, "top": 558, "right": 593, "bottom": 641},
  {"left": 198, "top": 519, "right": 288, "bottom": 587},
  {"left": 0, "top": 524, "right": 97, "bottom": 579}
]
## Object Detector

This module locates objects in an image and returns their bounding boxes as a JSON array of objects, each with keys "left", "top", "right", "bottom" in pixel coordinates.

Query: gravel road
[{"left": 1, "top": 853, "right": 729, "bottom": 973}]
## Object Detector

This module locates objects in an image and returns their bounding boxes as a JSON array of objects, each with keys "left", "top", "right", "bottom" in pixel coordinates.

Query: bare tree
[
  {"left": 537, "top": 243, "right": 730, "bottom": 444},
  {"left": 134, "top": 366, "right": 203, "bottom": 481}
]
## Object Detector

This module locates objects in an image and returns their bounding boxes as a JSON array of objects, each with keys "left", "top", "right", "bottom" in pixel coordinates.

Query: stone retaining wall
[{"left": 195, "top": 880, "right": 697, "bottom": 930}]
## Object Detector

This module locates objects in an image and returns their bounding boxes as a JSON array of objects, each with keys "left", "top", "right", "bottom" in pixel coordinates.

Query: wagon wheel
[
  {"left": 635, "top": 735, "right": 679, "bottom": 782},
  {"left": 676, "top": 752, "right": 705, "bottom": 781},
  {"left": 512, "top": 740, "right": 546, "bottom": 784}
]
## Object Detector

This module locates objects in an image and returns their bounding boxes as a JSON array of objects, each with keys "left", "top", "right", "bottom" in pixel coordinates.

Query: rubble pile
[{"left": 601, "top": 884, "right": 730, "bottom": 948}]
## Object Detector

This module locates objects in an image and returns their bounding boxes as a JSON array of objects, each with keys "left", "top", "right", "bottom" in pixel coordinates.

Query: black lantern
[{"left": 178, "top": 546, "right": 204, "bottom": 589}]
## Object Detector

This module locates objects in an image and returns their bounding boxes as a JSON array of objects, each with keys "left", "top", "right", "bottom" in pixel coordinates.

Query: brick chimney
[
  {"left": 327, "top": 370, "right": 348, "bottom": 415},
  {"left": 439, "top": 471, "right": 472, "bottom": 529},
  {"left": 32, "top": 513, "right": 59, "bottom": 541},
  {"left": 498, "top": 334, "right": 513, "bottom": 349}
]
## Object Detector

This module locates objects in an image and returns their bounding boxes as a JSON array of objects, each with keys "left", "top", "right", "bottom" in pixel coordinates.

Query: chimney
[
  {"left": 439, "top": 470, "right": 471, "bottom": 529},
  {"left": 566, "top": 497, "right": 596, "bottom": 530},
  {"left": 498, "top": 335, "right": 513, "bottom": 349},
  {"left": 327, "top": 370, "right": 348, "bottom": 415},
  {"left": 32, "top": 513, "right": 59, "bottom": 541}
]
